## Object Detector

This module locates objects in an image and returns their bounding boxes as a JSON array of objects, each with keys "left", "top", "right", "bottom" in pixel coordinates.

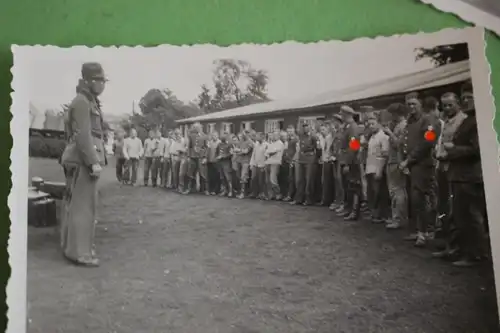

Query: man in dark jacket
[
  {"left": 183, "top": 122, "right": 209, "bottom": 195},
  {"left": 335, "top": 105, "right": 362, "bottom": 221},
  {"left": 400, "top": 92, "right": 441, "bottom": 247},
  {"left": 435, "top": 83, "right": 488, "bottom": 267}
]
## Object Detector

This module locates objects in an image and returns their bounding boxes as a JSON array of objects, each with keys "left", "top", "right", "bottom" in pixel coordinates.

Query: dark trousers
[
  {"left": 187, "top": 157, "right": 208, "bottom": 192},
  {"left": 143, "top": 157, "right": 154, "bottom": 184},
  {"left": 251, "top": 166, "right": 267, "bottom": 197},
  {"left": 344, "top": 163, "right": 362, "bottom": 214},
  {"left": 294, "top": 162, "right": 316, "bottom": 204},
  {"left": 278, "top": 164, "right": 290, "bottom": 197},
  {"left": 207, "top": 162, "right": 220, "bottom": 193},
  {"left": 218, "top": 159, "right": 233, "bottom": 192},
  {"left": 409, "top": 165, "right": 435, "bottom": 234},
  {"left": 450, "top": 182, "right": 487, "bottom": 259},
  {"left": 124, "top": 158, "right": 139, "bottom": 184},
  {"left": 151, "top": 157, "right": 162, "bottom": 185},
  {"left": 315, "top": 163, "right": 323, "bottom": 203},
  {"left": 115, "top": 157, "right": 126, "bottom": 182},
  {"left": 436, "top": 168, "right": 451, "bottom": 229},
  {"left": 283, "top": 162, "right": 296, "bottom": 199},
  {"left": 162, "top": 159, "right": 171, "bottom": 187},
  {"left": 321, "top": 161, "right": 335, "bottom": 205},
  {"left": 172, "top": 156, "right": 186, "bottom": 190},
  {"left": 366, "top": 172, "right": 390, "bottom": 219}
]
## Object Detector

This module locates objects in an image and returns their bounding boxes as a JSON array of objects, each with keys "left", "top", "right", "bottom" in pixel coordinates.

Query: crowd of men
[{"left": 112, "top": 81, "right": 490, "bottom": 268}]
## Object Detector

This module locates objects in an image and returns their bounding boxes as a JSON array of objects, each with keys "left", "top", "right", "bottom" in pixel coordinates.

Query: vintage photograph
[
  {"left": 421, "top": 0, "right": 500, "bottom": 36},
  {"left": 9, "top": 27, "right": 500, "bottom": 333}
]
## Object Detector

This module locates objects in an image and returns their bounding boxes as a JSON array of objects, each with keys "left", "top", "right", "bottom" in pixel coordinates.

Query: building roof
[{"left": 177, "top": 60, "right": 470, "bottom": 124}]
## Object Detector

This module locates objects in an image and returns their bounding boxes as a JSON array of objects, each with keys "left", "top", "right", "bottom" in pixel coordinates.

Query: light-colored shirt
[
  {"left": 123, "top": 137, "right": 144, "bottom": 159},
  {"left": 151, "top": 138, "right": 163, "bottom": 157},
  {"left": 250, "top": 141, "right": 268, "bottom": 167},
  {"left": 265, "top": 140, "right": 285, "bottom": 165},
  {"left": 170, "top": 137, "right": 186, "bottom": 156},
  {"left": 436, "top": 111, "right": 467, "bottom": 171},
  {"left": 143, "top": 138, "right": 156, "bottom": 158},
  {"left": 366, "top": 129, "right": 389, "bottom": 175},
  {"left": 322, "top": 133, "right": 334, "bottom": 162},
  {"left": 160, "top": 137, "right": 172, "bottom": 158}
]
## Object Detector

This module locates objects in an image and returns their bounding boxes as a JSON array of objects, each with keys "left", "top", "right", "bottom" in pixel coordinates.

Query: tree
[
  {"left": 415, "top": 43, "right": 469, "bottom": 67},
  {"left": 196, "top": 58, "right": 270, "bottom": 113}
]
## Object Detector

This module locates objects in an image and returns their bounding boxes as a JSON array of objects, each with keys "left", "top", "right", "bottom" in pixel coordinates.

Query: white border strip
[
  {"left": 7, "top": 27, "right": 499, "bottom": 332},
  {"left": 421, "top": 0, "right": 500, "bottom": 36}
]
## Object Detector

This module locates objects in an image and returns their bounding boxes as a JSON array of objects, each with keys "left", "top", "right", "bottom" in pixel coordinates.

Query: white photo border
[
  {"left": 8, "top": 26, "right": 500, "bottom": 333},
  {"left": 421, "top": 0, "right": 500, "bottom": 36}
]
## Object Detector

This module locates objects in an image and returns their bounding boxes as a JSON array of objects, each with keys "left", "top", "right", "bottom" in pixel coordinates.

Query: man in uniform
[
  {"left": 435, "top": 83, "right": 488, "bottom": 267},
  {"left": 282, "top": 125, "right": 298, "bottom": 202},
  {"left": 336, "top": 105, "right": 363, "bottom": 221},
  {"left": 60, "top": 62, "right": 107, "bottom": 267},
  {"left": 400, "top": 92, "right": 441, "bottom": 247},
  {"left": 184, "top": 122, "right": 209, "bottom": 195},
  {"left": 329, "top": 114, "right": 344, "bottom": 211},
  {"left": 233, "top": 130, "right": 254, "bottom": 199},
  {"left": 291, "top": 122, "right": 319, "bottom": 206}
]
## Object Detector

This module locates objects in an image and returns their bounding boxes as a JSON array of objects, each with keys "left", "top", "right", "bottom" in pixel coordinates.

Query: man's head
[
  {"left": 174, "top": 128, "right": 181, "bottom": 137},
  {"left": 441, "top": 92, "right": 461, "bottom": 118},
  {"left": 167, "top": 130, "right": 174, "bottom": 139},
  {"left": 256, "top": 132, "right": 264, "bottom": 142},
  {"left": 405, "top": 92, "right": 422, "bottom": 115},
  {"left": 302, "top": 123, "right": 311, "bottom": 135},
  {"left": 386, "top": 102, "right": 407, "bottom": 122},
  {"left": 81, "top": 62, "right": 107, "bottom": 96},
  {"left": 423, "top": 96, "right": 439, "bottom": 114},
  {"left": 366, "top": 114, "right": 381, "bottom": 133},
  {"left": 319, "top": 123, "right": 329, "bottom": 136},
  {"left": 130, "top": 128, "right": 137, "bottom": 138},
  {"left": 154, "top": 129, "right": 162, "bottom": 139},
  {"left": 340, "top": 105, "right": 356, "bottom": 123},
  {"left": 211, "top": 131, "right": 219, "bottom": 140},
  {"left": 148, "top": 130, "right": 155, "bottom": 138},
  {"left": 461, "top": 81, "right": 474, "bottom": 112},
  {"left": 286, "top": 125, "right": 295, "bottom": 137}
]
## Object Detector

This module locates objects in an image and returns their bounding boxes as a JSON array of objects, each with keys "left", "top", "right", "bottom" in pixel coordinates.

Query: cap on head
[
  {"left": 81, "top": 62, "right": 106, "bottom": 81},
  {"left": 340, "top": 105, "right": 355, "bottom": 115},
  {"left": 332, "top": 113, "right": 343, "bottom": 122},
  {"left": 405, "top": 92, "right": 419, "bottom": 102},
  {"left": 386, "top": 103, "right": 407, "bottom": 116}
]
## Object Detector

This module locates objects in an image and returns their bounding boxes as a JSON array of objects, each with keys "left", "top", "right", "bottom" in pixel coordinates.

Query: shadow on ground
[{"left": 27, "top": 158, "right": 500, "bottom": 333}]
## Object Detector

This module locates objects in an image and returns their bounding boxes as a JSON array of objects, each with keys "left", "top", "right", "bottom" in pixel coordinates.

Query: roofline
[{"left": 176, "top": 60, "right": 470, "bottom": 124}]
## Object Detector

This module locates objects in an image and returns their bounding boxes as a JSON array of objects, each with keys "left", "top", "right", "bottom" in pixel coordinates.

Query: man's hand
[
  {"left": 201, "top": 158, "right": 207, "bottom": 165},
  {"left": 90, "top": 163, "right": 102, "bottom": 178},
  {"left": 342, "top": 165, "right": 349, "bottom": 174},
  {"left": 382, "top": 126, "right": 393, "bottom": 136},
  {"left": 399, "top": 159, "right": 408, "bottom": 170},
  {"left": 443, "top": 142, "right": 454, "bottom": 150}
]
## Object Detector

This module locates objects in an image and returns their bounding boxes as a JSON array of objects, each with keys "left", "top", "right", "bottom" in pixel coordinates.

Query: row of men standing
[{"left": 112, "top": 82, "right": 489, "bottom": 267}]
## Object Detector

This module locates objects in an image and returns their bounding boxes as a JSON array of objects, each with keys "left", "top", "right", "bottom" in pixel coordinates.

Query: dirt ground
[{"left": 27, "top": 158, "right": 499, "bottom": 333}]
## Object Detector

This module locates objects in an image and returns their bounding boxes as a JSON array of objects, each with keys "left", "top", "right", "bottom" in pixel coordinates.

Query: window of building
[
  {"left": 264, "top": 119, "right": 284, "bottom": 134},
  {"left": 240, "top": 121, "right": 255, "bottom": 132},
  {"left": 222, "top": 122, "right": 234, "bottom": 134},
  {"left": 207, "top": 123, "right": 216, "bottom": 134},
  {"left": 298, "top": 116, "right": 325, "bottom": 132}
]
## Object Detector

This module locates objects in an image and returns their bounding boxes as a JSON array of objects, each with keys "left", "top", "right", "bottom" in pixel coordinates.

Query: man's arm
[{"left": 71, "top": 97, "right": 100, "bottom": 167}]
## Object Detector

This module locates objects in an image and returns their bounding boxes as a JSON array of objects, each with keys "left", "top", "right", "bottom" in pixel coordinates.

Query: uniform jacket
[
  {"left": 298, "top": 133, "right": 318, "bottom": 164},
  {"left": 187, "top": 132, "right": 208, "bottom": 159},
  {"left": 387, "top": 119, "right": 407, "bottom": 165},
  {"left": 61, "top": 84, "right": 105, "bottom": 167},
  {"left": 445, "top": 111, "right": 483, "bottom": 183},
  {"left": 339, "top": 122, "right": 361, "bottom": 166},
  {"left": 283, "top": 137, "right": 298, "bottom": 164},
  {"left": 405, "top": 111, "right": 441, "bottom": 169}
]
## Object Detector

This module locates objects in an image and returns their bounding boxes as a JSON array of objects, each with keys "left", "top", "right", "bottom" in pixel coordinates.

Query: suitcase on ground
[
  {"left": 40, "top": 181, "right": 66, "bottom": 200},
  {"left": 28, "top": 189, "right": 57, "bottom": 227}
]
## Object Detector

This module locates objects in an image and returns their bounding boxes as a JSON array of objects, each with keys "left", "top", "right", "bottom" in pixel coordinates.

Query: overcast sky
[{"left": 22, "top": 29, "right": 470, "bottom": 117}]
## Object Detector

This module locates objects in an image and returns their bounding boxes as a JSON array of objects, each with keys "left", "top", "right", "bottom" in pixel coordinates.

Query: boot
[
  {"left": 344, "top": 194, "right": 360, "bottom": 221},
  {"left": 237, "top": 183, "right": 246, "bottom": 199}
]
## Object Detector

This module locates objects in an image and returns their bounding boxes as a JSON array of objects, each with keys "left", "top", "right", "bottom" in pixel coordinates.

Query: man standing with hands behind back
[{"left": 60, "top": 62, "right": 107, "bottom": 267}]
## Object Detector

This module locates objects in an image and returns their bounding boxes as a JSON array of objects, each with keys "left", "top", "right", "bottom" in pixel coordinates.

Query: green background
[{"left": 0, "top": 0, "right": 498, "bottom": 330}]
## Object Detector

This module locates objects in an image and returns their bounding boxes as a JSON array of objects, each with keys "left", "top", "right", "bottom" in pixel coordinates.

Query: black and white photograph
[
  {"left": 9, "top": 27, "right": 500, "bottom": 333},
  {"left": 421, "top": 0, "right": 500, "bottom": 36}
]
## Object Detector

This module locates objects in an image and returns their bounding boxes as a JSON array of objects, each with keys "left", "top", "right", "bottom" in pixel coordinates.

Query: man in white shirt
[
  {"left": 123, "top": 128, "right": 144, "bottom": 186},
  {"left": 170, "top": 128, "right": 187, "bottom": 192},
  {"left": 365, "top": 114, "right": 390, "bottom": 223},
  {"left": 150, "top": 129, "right": 164, "bottom": 187},
  {"left": 160, "top": 130, "right": 173, "bottom": 189},
  {"left": 143, "top": 130, "right": 156, "bottom": 186},
  {"left": 265, "top": 131, "right": 285, "bottom": 200}
]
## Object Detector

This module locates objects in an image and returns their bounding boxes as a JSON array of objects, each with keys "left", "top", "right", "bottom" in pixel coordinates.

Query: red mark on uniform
[
  {"left": 349, "top": 137, "right": 361, "bottom": 151},
  {"left": 424, "top": 130, "right": 436, "bottom": 142}
]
